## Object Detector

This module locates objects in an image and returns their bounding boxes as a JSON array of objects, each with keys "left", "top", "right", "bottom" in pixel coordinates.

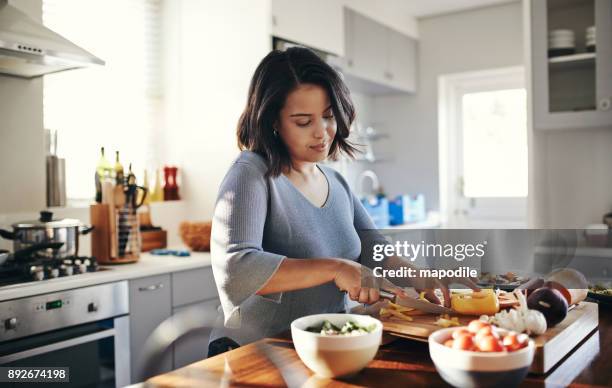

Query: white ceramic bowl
[
  {"left": 429, "top": 327, "right": 535, "bottom": 388},
  {"left": 291, "top": 313, "right": 382, "bottom": 378}
]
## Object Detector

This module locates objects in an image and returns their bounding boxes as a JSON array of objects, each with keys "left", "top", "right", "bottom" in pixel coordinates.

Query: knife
[
  {"left": 378, "top": 282, "right": 455, "bottom": 315},
  {"left": 379, "top": 289, "right": 455, "bottom": 314}
]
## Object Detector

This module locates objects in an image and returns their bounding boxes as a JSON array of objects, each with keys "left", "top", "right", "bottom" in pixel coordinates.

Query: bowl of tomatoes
[{"left": 428, "top": 320, "right": 535, "bottom": 388}]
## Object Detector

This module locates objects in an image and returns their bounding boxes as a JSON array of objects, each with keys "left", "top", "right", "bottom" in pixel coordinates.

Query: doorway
[{"left": 438, "top": 67, "right": 528, "bottom": 228}]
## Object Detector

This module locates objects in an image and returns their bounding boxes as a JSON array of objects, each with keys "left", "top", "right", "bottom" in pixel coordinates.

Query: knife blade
[{"left": 379, "top": 289, "right": 455, "bottom": 315}]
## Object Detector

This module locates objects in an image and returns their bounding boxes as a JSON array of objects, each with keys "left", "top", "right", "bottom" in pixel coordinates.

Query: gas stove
[{"left": 0, "top": 255, "right": 105, "bottom": 287}]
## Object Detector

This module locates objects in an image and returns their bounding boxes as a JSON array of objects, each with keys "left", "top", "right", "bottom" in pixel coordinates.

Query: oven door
[{"left": 0, "top": 315, "right": 130, "bottom": 388}]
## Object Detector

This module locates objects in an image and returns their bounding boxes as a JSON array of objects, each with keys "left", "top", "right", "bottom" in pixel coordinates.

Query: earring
[{"left": 273, "top": 129, "right": 278, "bottom": 137}]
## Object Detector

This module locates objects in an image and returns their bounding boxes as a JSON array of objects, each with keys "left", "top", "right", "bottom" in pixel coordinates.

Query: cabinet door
[
  {"left": 595, "top": 0, "right": 612, "bottom": 113},
  {"left": 347, "top": 9, "right": 387, "bottom": 84},
  {"left": 173, "top": 299, "right": 221, "bottom": 368},
  {"left": 531, "top": 0, "right": 612, "bottom": 130},
  {"left": 129, "top": 274, "right": 172, "bottom": 383},
  {"left": 172, "top": 267, "right": 218, "bottom": 308},
  {"left": 272, "top": 0, "right": 344, "bottom": 55},
  {"left": 388, "top": 30, "right": 417, "bottom": 92}
]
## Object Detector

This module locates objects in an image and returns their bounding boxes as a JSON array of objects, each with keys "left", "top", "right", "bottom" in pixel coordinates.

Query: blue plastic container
[{"left": 361, "top": 196, "right": 390, "bottom": 228}]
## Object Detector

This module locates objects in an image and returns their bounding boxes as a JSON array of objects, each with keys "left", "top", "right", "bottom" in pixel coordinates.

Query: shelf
[{"left": 549, "top": 52, "right": 596, "bottom": 70}]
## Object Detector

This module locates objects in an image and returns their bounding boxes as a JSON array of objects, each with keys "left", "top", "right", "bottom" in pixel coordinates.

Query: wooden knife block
[{"left": 90, "top": 203, "right": 140, "bottom": 264}]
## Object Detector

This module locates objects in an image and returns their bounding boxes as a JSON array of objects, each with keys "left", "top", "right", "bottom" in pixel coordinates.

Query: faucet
[{"left": 358, "top": 170, "right": 380, "bottom": 198}]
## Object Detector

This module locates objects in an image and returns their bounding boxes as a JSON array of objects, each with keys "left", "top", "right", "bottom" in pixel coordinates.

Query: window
[
  {"left": 43, "top": 0, "right": 162, "bottom": 200},
  {"left": 438, "top": 67, "right": 528, "bottom": 228},
  {"left": 462, "top": 88, "right": 528, "bottom": 198}
]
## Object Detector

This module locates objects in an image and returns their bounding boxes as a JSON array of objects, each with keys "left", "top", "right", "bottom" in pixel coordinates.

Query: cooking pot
[{"left": 0, "top": 211, "right": 93, "bottom": 259}]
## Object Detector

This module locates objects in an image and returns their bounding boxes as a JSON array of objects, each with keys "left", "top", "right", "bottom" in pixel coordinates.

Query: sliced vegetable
[
  {"left": 451, "top": 289, "right": 500, "bottom": 316},
  {"left": 306, "top": 320, "right": 375, "bottom": 336},
  {"left": 435, "top": 314, "right": 461, "bottom": 328}
]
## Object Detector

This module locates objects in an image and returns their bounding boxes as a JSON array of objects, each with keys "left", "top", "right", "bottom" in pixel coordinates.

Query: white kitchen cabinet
[
  {"left": 342, "top": 8, "right": 417, "bottom": 94},
  {"left": 530, "top": 0, "right": 612, "bottom": 130},
  {"left": 346, "top": 10, "right": 388, "bottom": 84},
  {"left": 128, "top": 268, "right": 221, "bottom": 383},
  {"left": 388, "top": 29, "right": 417, "bottom": 92},
  {"left": 129, "top": 274, "right": 173, "bottom": 383},
  {"left": 271, "top": 0, "right": 344, "bottom": 56}
]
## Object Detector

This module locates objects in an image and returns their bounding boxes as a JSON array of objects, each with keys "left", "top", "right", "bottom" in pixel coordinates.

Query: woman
[{"left": 209, "top": 47, "right": 469, "bottom": 357}]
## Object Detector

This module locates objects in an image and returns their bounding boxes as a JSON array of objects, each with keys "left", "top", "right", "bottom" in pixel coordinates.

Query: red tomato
[
  {"left": 452, "top": 334, "right": 474, "bottom": 351},
  {"left": 476, "top": 335, "right": 504, "bottom": 352},
  {"left": 452, "top": 328, "right": 471, "bottom": 340},
  {"left": 502, "top": 333, "right": 522, "bottom": 352},
  {"left": 468, "top": 320, "right": 490, "bottom": 334},
  {"left": 444, "top": 339, "right": 454, "bottom": 348},
  {"left": 474, "top": 326, "right": 500, "bottom": 343}
]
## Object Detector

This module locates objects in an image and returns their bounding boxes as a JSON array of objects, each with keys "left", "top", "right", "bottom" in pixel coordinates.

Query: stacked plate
[
  {"left": 548, "top": 29, "right": 576, "bottom": 57},
  {"left": 586, "top": 25, "right": 596, "bottom": 52}
]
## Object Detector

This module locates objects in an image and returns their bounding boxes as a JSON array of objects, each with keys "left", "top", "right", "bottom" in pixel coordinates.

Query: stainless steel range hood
[{"left": 0, "top": 0, "right": 104, "bottom": 78}]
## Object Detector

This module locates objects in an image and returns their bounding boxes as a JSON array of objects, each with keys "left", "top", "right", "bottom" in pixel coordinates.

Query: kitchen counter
[
  {"left": 145, "top": 305, "right": 612, "bottom": 387},
  {"left": 0, "top": 251, "right": 211, "bottom": 301}
]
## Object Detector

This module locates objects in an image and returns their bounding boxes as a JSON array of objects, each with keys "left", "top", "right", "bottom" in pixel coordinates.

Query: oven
[{"left": 0, "top": 282, "right": 130, "bottom": 387}]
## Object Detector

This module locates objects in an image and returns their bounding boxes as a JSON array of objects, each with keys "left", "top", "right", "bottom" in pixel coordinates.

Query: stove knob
[
  {"left": 5, "top": 317, "right": 17, "bottom": 330},
  {"left": 88, "top": 302, "right": 98, "bottom": 313}
]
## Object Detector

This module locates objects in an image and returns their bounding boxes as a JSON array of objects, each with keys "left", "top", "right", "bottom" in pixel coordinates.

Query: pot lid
[{"left": 12, "top": 211, "right": 82, "bottom": 229}]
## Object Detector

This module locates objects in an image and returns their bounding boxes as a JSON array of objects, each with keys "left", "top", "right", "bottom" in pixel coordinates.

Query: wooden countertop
[{"left": 147, "top": 306, "right": 611, "bottom": 387}]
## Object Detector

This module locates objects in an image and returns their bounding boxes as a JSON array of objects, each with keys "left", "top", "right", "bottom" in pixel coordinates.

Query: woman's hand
[
  {"left": 333, "top": 259, "right": 378, "bottom": 304},
  {"left": 411, "top": 276, "right": 481, "bottom": 307},
  {"left": 332, "top": 259, "right": 407, "bottom": 304}
]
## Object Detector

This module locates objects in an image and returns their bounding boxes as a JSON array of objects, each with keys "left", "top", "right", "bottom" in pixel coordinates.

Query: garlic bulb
[
  {"left": 482, "top": 290, "right": 547, "bottom": 336},
  {"left": 516, "top": 290, "right": 547, "bottom": 335}
]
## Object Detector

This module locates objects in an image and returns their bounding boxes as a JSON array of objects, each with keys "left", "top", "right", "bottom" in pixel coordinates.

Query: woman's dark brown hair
[{"left": 237, "top": 47, "right": 358, "bottom": 177}]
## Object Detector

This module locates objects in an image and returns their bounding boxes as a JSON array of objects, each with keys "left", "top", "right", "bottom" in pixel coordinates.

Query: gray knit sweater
[{"left": 210, "top": 150, "right": 378, "bottom": 345}]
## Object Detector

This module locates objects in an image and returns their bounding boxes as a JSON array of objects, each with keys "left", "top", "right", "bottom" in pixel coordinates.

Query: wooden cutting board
[{"left": 379, "top": 301, "right": 599, "bottom": 374}]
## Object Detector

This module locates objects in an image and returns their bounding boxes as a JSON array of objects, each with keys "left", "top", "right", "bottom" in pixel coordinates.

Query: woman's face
[{"left": 276, "top": 83, "right": 337, "bottom": 165}]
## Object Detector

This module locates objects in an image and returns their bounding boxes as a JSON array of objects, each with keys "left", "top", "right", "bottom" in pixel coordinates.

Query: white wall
[
  {"left": 369, "top": 2, "right": 523, "bottom": 208},
  {"left": 161, "top": 0, "right": 273, "bottom": 220},
  {"left": 0, "top": 0, "right": 45, "bottom": 214},
  {"left": 532, "top": 128, "right": 612, "bottom": 227}
]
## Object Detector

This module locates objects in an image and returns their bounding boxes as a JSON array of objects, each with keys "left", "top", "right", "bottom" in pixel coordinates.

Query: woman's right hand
[{"left": 332, "top": 259, "right": 405, "bottom": 304}]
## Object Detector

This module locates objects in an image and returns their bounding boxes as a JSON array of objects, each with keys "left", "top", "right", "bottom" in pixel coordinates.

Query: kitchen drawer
[
  {"left": 129, "top": 274, "right": 172, "bottom": 383},
  {"left": 173, "top": 298, "right": 221, "bottom": 368},
  {"left": 172, "top": 267, "right": 218, "bottom": 307}
]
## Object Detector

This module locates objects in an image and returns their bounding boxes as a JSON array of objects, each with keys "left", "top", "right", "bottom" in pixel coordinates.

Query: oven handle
[{"left": 0, "top": 328, "right": 115, "bottom": 364}]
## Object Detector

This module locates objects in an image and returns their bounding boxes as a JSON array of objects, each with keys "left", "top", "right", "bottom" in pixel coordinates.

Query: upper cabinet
[
  {"left": 342, "top": 8, "right": 417, "bottom": 94},
  {"left": 271, "top": 0, "right": 344, "bottom": 56},
  {"left": 531, "top": 0, "right": 612, "bottom": 130},
  {"left": 271, "top": 2, "right": 418, "bottom": 95}
]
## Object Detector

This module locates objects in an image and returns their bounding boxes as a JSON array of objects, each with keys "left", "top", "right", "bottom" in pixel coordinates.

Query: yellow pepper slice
[{"left": 451, "top": 289, "right": 499, "bottom": 315}]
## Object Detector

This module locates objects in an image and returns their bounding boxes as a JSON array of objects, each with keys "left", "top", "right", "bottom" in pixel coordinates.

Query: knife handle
[{"left": 379, "top": 289, "right": 397, "bottom": 302}]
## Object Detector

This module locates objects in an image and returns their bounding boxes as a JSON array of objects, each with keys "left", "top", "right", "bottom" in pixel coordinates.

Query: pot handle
[
  {"left": 79, "top": 225, "right": 95, "bottom": 235},
  {"left": 0, "top": 229, "right": 15, "bottom": 240}
]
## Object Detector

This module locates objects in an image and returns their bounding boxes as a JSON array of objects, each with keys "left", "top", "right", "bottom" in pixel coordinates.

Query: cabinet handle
[
  {"left": 599, "top": 98, "right": 611, "bottom": 111},
  {"left": 138, "top": 283, "right": 164, "bottom": 292}
]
